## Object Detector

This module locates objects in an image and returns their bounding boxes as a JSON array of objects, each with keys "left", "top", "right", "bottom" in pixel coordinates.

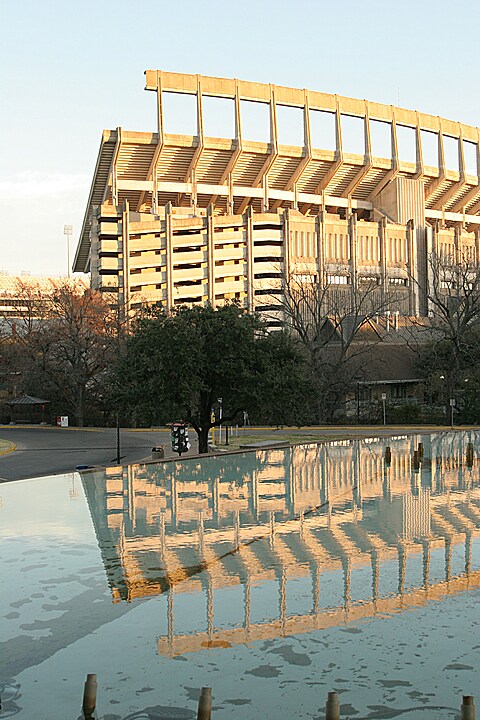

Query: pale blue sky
[{"left": 1, "top": 0, "right": 480, "bottom": 275}]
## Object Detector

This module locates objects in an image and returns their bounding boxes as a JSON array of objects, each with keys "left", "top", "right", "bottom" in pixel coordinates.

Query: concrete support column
[
  {"left": 349, "top": 211, "right": 358, "bottom": 290},
  {"left": 407, "top": 219, "right": 418, "bottom": 315},
  {"left": 207, "top": 207, "right": 216, "bottom": 307},
  {"left": 379, "top": 216, "right": 387, "bottom": 303},
  {"left": 316, "top": 210, "right": 325, "bottom": 284},
  {"left": 246, "top": 207, "right": 255, "bottom": 311},
  {"left": 121, "top": 200, "right": 130, "bottom": 318},
  {"left": 283, "top": 209, "right": 291, "bottom": 283},
  {"left": 165, "top": 202, "right": 174, "bottom": 310}
]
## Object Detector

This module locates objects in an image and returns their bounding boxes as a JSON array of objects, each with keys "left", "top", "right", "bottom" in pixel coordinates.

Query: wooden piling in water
[
  {"left": 197, "top": 686, "right": 212, "bottom": 720},
  {"left": 82, "top": 673, "right": 97, "bottom": 719},
  {"left": 326, "top": 691, "right": 340, "bottom": 720},
  {"left": 467, "top": 442, "right": 474, "bottom": 468},
  {"left": 462, "top": 695, "right": 475, "bottom": 720},
  {"left": 384, "top": 446, "right": 392, "bottom": 466}
]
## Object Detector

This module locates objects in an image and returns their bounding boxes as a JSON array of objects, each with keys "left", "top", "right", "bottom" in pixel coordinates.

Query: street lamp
[
  {"left": 217, "top": 397, "right": 223, "bottom": 443},
  {"left": 439, "top": 375, "right": 448, "bottom": 425},
  {"left": 381, "top": 392, "right": 387, "bottom": 426},
  {"left": 64, "top": 225, "right": 73, "bottom": 278},
  {"left": 449, "top": 398, "right": 455, "bottom": 427}
]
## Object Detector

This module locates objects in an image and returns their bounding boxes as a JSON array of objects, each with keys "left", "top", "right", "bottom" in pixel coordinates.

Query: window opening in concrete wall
[
  {"left": 420, "top": 130, "right": 438, "bottom": 168},
  {"left": 341, "top": 114, "right": 365, "bottom": 155},
  {"left": 370, "top": 120, "right": 391, "bottom": 159},
  {"left": 463, "top": 141, "right": 478, "bottom": 176},
  {"left": 309, "top": 110, "right": 336, "bottom": 151},
  {"left": 276, "top": 104, "right": 304, "bottom": 147},
  {"left": 240, "top": 100, "right": 270, "bottom": 143},
  {"left": 163, "top": 92, "right": 198, "bottom": 136},
  {"left": 202, "top": 95, "right": 235, "bottom": 138},
  {"left": 443, "top": 135, "right": 459, "bottom": 171},
  {"left": 327, "top": 274, "right": 349, "bottom": 284},
  {"left": 396, "top": 125, "right": 416, "bottom": 163}
]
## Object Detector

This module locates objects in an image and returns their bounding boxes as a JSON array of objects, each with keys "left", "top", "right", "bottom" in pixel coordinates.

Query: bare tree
[
  {"left": 1, "top": 280, "right": 122, "bottom": 425},
  {"left": 413, "top": 246, "right": 480, "bottom": 415},
  {"left": 265, "top": 268, "right": 399, "bottom": 422}
]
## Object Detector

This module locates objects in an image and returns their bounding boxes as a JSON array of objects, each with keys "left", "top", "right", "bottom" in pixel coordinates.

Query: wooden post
[
  {"left": 413, "top": 450, "right": 420, "bottom": 473},
  {"left": 82, "top": 674, "right": 97, "bottom": 719},
  {"left": 461, "top": 695, "right": 475, "bottom": 720},
  {"left": 326, "top": 691, "right": 340, "bottom": 720},
  {"left": 467, "top": 442, "right": 474, "bottom": 468},
  {"left": 197, "top": 687, "right": 212, "bottom": 720},
  {"left": 385, "top": 446, "right": 392, "bottom": 466}
]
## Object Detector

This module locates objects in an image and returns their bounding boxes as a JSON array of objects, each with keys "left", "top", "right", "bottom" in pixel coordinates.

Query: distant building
[{"left": 0, "top": 273, "right": 88, "bottom": 324}]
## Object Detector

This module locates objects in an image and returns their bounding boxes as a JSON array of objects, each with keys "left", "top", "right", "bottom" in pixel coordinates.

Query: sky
[{"left": 1, "top": 0, "right": 480, "bottom": 277}]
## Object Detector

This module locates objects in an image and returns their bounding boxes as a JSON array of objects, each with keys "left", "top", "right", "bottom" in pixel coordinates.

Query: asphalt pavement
[{"left": 0, "top": 426, "right": 183, "bottom": 482}]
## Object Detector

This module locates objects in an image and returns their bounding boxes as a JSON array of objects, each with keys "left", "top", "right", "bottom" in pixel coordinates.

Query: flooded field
[{"left": 1, "top": 431, "right": 479, "bottom": 719}]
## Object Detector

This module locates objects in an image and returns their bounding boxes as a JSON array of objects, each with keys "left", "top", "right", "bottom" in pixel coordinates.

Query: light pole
[
  {"left": 217, "top": 397, "right": 223, "bottom": 444},
  {"left": 64, "top": 225, "right": 73, "bottom": 278},
  {"left": 381, "top": 392, "right": 387, "bottom": 426},
  {"left": 450, "top": 398, "right": 455, "bottom": 428},
  {"left": 439, "top": 374, "right": 446, "bottom": 424}
]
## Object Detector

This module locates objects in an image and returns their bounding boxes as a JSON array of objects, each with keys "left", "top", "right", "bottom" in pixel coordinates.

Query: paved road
[
  {"left": 0, "top": 426, "right": 184, "bottom": 482},
  {"left": 0, "top": 423, "right": 453, "bottom": 482}
]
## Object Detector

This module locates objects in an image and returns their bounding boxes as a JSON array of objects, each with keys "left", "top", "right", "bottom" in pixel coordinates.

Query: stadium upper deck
[{"left": 74, "top": 71, "right": 480, "bottom": 318}]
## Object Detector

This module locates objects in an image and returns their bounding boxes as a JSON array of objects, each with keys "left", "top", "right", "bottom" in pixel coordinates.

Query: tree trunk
[
  {"left": 76, "top": 386, "right": 85, "bottom": 427},
  {"left": 197, "top": 426, "right": 209, "bottom": 454}
]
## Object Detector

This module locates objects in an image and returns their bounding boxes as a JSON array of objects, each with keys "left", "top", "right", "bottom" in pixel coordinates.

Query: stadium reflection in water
[{"left": 81, "top": 431, "right": 480, "bottom": 657}]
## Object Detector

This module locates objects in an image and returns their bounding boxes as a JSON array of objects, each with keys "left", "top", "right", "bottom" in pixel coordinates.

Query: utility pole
[{"left": 64, "top": 225, "right": 73, "bottom": 278}]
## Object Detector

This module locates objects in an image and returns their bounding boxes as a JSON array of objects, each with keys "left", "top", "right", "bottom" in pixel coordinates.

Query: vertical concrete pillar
[
  {"left": 283, "top": 208, "right": 291, "bottom": 284},
  {"left": 316, "top": 209, "right": 325, "bottom": 285},
  {"left": 349, "top": 211, "right": 358, "bottom": 291},
  {"left": 379, "top": 216, "right": 387, "bottom": 303},
  {"left": 246, "top": 207, "right": 255, "bottom": 312},
  {"left": 206, "top": 206, "right": 216, "bottom": 307},
  {"left": 407, "top": 219, "right": 418, "bottom": 315},
  {"left": 165, "top": 202, "right": 174, "bottom": 310}
]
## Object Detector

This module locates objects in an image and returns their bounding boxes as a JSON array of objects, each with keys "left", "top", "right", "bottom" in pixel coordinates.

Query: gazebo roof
[{"left": 5, "top": 395, "right": 50, "bottom": 406}]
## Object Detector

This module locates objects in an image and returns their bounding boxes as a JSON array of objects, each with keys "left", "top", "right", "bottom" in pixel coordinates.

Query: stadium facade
[{"left": 74, "top": 71, "right": 480, "bottom": 320}]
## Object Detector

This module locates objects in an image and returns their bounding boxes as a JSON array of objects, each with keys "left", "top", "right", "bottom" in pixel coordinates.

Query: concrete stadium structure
[{"left": 74, "top": 71, "right": 480, "bottom": 318}]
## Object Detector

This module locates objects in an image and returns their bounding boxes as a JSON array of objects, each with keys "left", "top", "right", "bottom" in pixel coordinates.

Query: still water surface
[{"left": 1, "top": 432, "right": 480, "bottom": 719}]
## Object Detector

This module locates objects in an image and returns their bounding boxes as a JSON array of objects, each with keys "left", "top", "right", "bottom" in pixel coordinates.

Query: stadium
[{"left": 74, "top": 70, "right": 480, "bottom": 320}]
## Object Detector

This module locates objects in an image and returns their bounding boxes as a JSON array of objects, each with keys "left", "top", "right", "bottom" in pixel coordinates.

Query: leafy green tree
[{"left": 111, "top": 304, "right": 307, "bottom": 453}]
